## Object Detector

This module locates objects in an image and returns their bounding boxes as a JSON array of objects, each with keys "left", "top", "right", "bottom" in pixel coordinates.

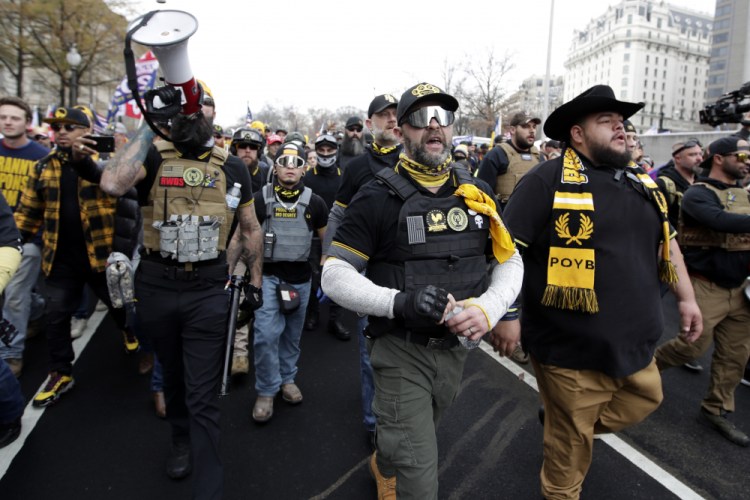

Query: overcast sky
[{"left": 122, "top": 0, "right": 715, "bottom": 126}]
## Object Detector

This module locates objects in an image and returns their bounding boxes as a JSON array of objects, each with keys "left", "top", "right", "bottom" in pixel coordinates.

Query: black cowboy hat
[{"left": 544, "top": 85, "right": 644, "bottom": 141}]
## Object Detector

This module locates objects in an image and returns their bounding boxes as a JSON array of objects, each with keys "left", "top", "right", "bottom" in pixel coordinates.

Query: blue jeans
[
  {"left": 0, "top": 243, "right": 41, "bottom": 360},
  {"left": 253, "top": 275, "right": 310, "bottom": 397},
  {"left": 0, "top": 358, "right": 23, "bottom": 423},
  {"left": 358, "top": 315, "right": 376, "bottom": 432}
]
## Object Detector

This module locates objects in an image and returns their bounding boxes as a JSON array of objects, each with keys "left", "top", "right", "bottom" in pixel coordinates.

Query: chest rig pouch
[
  {"left": 367, "top": 165, "right": 491, "bottom": 336},
  {"left": 495, "top": 143, "right": 540, "bottom": 203},
  {"left": 261, "top": 184, "right": 314, "bottom": 263},
  {"left": 679, "top": 183, "right": 750, "bottom": 251},
  {"left": 144, "top": 143, "right": 232, "bottom": 262}
]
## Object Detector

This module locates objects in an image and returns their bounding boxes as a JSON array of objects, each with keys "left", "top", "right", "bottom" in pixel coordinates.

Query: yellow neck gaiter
[
  {"left": 398, "top": 153, "right": 452, "bottom": 188},
  {"left": 453, "top": 183, "right": 516, "bottom": 264},
  {"left": 372, "top": 142, "right": 398, "bottom": 156}
]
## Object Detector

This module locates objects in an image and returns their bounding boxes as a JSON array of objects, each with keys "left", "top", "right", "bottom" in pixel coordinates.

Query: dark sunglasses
[
  {"left": 672, "top": 139, "right": 702, "bottom": 156},
  {"left": 50, "top": 123, "right": 85, "bottom": 132},
  {"left": 404, "top": 106, "right": 455, "bottom": 128},
  {"left": 346, "top": 126, "right": 363, "bottom": 133},
  {"left": 235, "top": 143, "right": 260, "bottom": 151}
]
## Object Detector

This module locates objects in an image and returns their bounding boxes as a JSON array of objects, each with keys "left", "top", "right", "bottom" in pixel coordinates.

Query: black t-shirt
[
  {"left": 330, "top": 168, "right": 495, "bottom": 268},
  {"left": 254, "top": 186, "right": 328, "bottom": 283},
  {"left": 334, "top": 145, "right": 403, "bottom": 208},
  {"left": 54, "top": 163, "right": 89, "bottom": 271},
  {"left": 680, "top": 178, "right": 750, "bottom": 289},
  {"left": 0, "top": 191, "right": 19, "bottom": 248},
  {"left": 503, "top": 152, "right": 666, "bottom": 378}
]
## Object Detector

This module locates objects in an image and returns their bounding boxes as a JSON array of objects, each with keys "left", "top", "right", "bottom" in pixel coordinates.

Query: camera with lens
[{"left": 699, "top": 82, "right": 750, "bottom": 127}]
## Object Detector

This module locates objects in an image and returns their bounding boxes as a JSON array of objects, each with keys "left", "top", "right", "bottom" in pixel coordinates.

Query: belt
[
  {"left": 139, "top": 259, "right": 227, "bottom": 281},
  {"left": 387, "top": 329, "right": 459, "bottom": 350}
]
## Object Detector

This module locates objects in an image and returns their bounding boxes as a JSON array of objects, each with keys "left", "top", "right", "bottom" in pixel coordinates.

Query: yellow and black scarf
[
  {"left": 397, "top": 153, "right": 452, "bottom": 188},
  {"left": 543, "top": 148, "right": 677, "bottom": 314},
  {"left": 371, "top": 142, "right": 398, "bottom": 156}
]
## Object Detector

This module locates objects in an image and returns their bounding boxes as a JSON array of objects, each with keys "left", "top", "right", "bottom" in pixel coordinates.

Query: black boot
[
  {"left": 0, "top": 417, "right": 21, "bottom": 449},
  {"left": 166, "top": 441, "right": 192, "bottom": 479},
  {"left": 304, "top": 311, "right": 319, "bottom": 331},
  {"left": 329, "top": 319, "right": 352, "bottom": 341}
]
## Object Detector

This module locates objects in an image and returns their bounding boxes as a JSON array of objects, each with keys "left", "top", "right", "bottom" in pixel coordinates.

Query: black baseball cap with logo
[
  {"left": 699, "top": 136, "right": 750, "bottom": 170},
  {"left": 43, "top": 107, "right": 90, "bottom": 127},
  {"left": 396, "top": 82, "right": 458, "bottom": 126},
  {"left": 367, "top": 94, "right": 399, "bottom": 118},
  {"left": 345, "top": 117, "right": 363, "bottom": 129}
]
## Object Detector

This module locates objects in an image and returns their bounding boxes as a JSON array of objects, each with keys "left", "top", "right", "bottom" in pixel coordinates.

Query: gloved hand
[
  {"left": 393, "top": 285, "right": 449, "bottom": 324},
  {"left": 240, "top": 283, "right": 263, "bottom": 311}
]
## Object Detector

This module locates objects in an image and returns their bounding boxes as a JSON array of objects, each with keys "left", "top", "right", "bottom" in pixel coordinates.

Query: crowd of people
[{"left": 0, "top": 77, "right": 749, "bottom": 500}]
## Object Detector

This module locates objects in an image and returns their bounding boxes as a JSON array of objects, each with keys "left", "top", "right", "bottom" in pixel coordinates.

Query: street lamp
[{"left": 66, "top": 44, "right": 82, "bottom": 106}]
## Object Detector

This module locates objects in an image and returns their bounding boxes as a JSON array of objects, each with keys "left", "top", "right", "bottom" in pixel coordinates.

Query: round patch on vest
[
  {"left": 426, "top": 209, "right": 447, "bottom": 232},
  {"left": 183, "top": 167, "right": 204, "bottom": 187},
  {"left": 447, "top": 207, "right": 468, "bottom": 232}
]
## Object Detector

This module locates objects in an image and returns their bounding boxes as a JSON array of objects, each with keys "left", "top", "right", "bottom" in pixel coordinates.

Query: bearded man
[{"left": 321, "top": 83, "right": 522, "bottom": 499}]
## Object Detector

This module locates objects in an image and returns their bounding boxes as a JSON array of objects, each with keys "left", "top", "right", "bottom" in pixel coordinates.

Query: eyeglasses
[
  {"left": 276, "top": 155, "right": 306, "bottom": 169},
  {"left": 50, "top": 123, "right": 85, "bottom": 132},
  {"left": 235, "top": 143, "right": 260, "bottom": 151},
  {"left": 403, "top": 105, "right": 455, "bottom": 128},
  {"left": 672, "top": 139, "right": 702, "bottom": 156},
  {"left": 346, "top": 126, "right": 363, "bottom": 133}
]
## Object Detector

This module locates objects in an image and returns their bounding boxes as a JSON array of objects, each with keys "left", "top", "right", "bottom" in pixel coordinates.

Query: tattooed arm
[
  {"left": 227, "top": 202, "right": 263, "bottom": 288},
  {"left": 100, "top": 123, "right": 155, "bottom": 196}
]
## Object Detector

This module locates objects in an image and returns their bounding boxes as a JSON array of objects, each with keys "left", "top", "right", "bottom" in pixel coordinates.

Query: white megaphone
[{"left": 128, "top": 10, "right": 201, "bottom": 115}]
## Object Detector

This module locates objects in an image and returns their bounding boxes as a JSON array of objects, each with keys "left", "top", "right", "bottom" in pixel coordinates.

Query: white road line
[
  {"left": 477, "top": 342, "right": 705, "bottom": 500},
  {"left": 0, "top": 308, "right": 107, "bottom": 479}
]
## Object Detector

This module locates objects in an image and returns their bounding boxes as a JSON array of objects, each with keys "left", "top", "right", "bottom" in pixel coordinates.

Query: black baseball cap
[
  {"left": 699, "top": 136, "right": 750, "bottom": 170},
  {"left": 43, "top": 107, "right": 90, "bottom": 127},
  {"left": 509, "top": 112, "right": 542, "bottom": 127},
  {"left": 345, "top": 117, "right": 363, "bottom": 129},
  {"left": 396, "top": 82, "right": 459, "bottom": 126},
  {"left": 367, "top": 94, "right": 399, "bottom": 118},
  {"left": 623, "top": 120, "right": 636, "bottom": 133}
]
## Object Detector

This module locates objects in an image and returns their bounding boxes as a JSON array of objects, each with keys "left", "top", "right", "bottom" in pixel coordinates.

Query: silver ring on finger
[
  {"left": 468, "top": 326, "right": 473, "bottom": 335},
  {"left": 79, "top": 144, "right": 85, "bottom": 151}
]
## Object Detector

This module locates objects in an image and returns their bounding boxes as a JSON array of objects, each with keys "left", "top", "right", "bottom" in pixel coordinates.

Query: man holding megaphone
[{"left": 100, "top": 10, "right": 264, "bottom": 500}]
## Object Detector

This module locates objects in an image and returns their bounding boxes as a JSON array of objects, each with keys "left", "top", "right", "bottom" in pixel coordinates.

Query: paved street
[{"left": 1, "top": 294, "right": 748, "bottom": 499}]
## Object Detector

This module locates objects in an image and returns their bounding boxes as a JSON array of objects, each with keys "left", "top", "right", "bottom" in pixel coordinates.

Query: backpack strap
[{"left": 375, "top": 168, "right": 418, "bottom": 201}]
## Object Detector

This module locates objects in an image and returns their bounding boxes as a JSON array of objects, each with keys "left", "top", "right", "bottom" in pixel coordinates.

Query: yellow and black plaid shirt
[{"left": 14, "top": 151, "right": 117, "bottom": 276}]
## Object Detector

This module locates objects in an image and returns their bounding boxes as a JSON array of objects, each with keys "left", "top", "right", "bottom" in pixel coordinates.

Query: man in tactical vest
[
  {"left": 100, "top": 87, "right": 263, "bottom": 500},
  {"left": 655, "top": 137, "right": 750, "bottom": 447},
  {"left": 230, "top": 127, "right": 268, "bottom": 194},
  {"left": 322, "top": 93, "right": 403, "bottom": 447},
  {"left": 250, "top": 142, "right": 328, "bottom": 422},
  {"left": 475, "top": 111, "right": 541, "bottom": 209},
  {"left": 655, "top": 140, "right": 704, "bottom": 230},
  {"left": 322, "top": 82, "right": 522, "bottom": 499}
]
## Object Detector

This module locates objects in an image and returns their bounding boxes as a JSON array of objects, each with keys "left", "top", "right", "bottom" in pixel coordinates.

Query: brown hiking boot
[{"left": 369, "top": 452, "right": 396, "bottom": 500}]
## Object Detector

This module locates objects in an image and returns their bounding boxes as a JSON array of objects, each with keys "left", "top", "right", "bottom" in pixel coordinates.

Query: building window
[
  {"left": 646, "top": 55, "right": 650, "bottom": 63},
  {"left": 713, "top": 33, "right": 729, "bottom": 44},
  {"left": 625, "top": 41, "right": 631, "bottom": 48},
  {"left": 627, "top": 29, "right": 632, "bottom": 37},
  {"left": 623, "top": 65, "right": 630, "bottom": 74},
  {"left": 621, "top": 90, "right": 628, "bottom": 99},
  {"left": 622, "top": 77, "right": 629, "bottom": 87},
  {"left": 628, "top": 14, "right": 633, "bottom": 24},
  {"left": 662, "top": 82, "right": 665, "bottom": 90},
  {"left": 657, "top": 18, "right": 662, "bottom": 29},
  {"left": 624, "top": 53, "right": 630, "bottom": 62}
]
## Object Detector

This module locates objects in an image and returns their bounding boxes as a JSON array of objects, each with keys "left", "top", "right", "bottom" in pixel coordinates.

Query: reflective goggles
[
  {"left": 50, "top": 123, "right": 86, "bottom": 132},
  {"left": 275, "top": 155, "right": 306, "bottom": 169},
  {"left": 672, "top": 139, "right": 702, "bottom": 156},
  {"left": 723, "top": 152, "right": 749, "bottom": 162},
  {"left": 403, "top": 106, "right": 455, "bottom": 128}
]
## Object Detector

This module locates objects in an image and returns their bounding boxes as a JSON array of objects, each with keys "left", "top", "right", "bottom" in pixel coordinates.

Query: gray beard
[
  {"left": 341, "top": 135, "right": 364, "bottom": 156},
  {"left": 404, "top": 136, "right": 449, "bottom": 169}
]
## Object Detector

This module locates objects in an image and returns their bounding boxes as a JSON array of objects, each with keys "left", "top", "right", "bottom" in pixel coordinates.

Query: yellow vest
[{"left": 679, "top": 182, "right": 750, "bottom": 251}]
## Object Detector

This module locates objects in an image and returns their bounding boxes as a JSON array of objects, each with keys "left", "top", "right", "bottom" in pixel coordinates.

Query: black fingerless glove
[
  {"left": 393, "top": 285, "right": 449, "bottom": 324},
  {"left": 240, "top": 283, "right": 263, "bottom": 311}
]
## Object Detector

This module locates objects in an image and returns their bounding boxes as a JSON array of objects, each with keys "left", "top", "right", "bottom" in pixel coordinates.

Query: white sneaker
[
  {"left": 70, "top": 317, "right": 88, "bottom": 339},
  {"left": 95, "top": 301, "right": 107, "bottom": 312}
]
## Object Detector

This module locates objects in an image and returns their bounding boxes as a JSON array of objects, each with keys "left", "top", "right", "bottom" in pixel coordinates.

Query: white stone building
[{"left": 563, "top": 0, "right": 713, "bottom": 132}]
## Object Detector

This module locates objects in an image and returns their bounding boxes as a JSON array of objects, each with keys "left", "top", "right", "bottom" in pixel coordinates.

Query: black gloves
[
  {"left": 393, "top": 285, "right": 449, "bottom": 324},
  {"left": 240, "top": 283, "right": 263, "bottom": 311}
]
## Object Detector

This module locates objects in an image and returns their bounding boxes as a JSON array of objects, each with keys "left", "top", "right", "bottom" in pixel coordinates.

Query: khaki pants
[
  {"left": 368, "top": 334, "right": 467, "bottom": 500},
  {"left": 532, "top": 358, "right": 662, "bottom": 500},
  {"left": 655, "top": 277, "right": 750, "bottom": 415}
]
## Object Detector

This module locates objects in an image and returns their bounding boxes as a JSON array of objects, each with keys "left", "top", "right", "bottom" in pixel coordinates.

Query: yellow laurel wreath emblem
[{"left": 555, "top": 213, "right": 593, "bottom": 245}]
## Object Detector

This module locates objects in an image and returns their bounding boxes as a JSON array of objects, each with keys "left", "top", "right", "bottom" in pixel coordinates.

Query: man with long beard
[
  {"left": 321, "top": 93, "right": 402, "bottom": 446},
  {"left": 100, "top": 87, "right": 263, "bottom": 500},
  {"left": 338, "top": 116, "right": 366, "bottom": 169},
  {"left": 322, "top": 83, "right": 522, "bottom": 498},
  {"left": 497, "top": 85, "right": 702, "bottom": 499}
]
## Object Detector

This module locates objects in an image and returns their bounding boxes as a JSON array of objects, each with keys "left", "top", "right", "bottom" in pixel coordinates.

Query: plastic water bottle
[
  {"left": 446, "top": 306, "right": 482, "bottom": 350},
  {"left": 225, "top": 182, "right": 241, "bottom": 211}
]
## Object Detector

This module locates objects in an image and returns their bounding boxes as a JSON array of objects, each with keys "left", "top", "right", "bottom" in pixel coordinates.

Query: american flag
[{"left": 246, "top": 103, "right": 253, "bottom": 126}]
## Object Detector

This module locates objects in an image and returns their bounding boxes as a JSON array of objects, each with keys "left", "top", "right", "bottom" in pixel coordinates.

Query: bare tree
[{"left": 461, "top": 48, "right": 516, "bottom": 136}]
